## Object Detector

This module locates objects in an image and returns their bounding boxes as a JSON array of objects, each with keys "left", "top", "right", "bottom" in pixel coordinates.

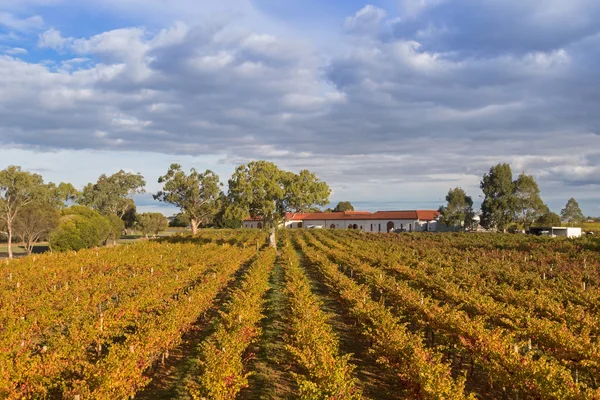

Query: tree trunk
[
  {"left": 269, "top": 226, "right": 277, "bottom": 250},
  {"left": 26, "top": 239, "right": 33, "bottom": 256},
  {"left": 191, "top": 219, "right": 199, "bottom": 235},
  {"left": 7, "top": 226, "right": 13, "bottom": 259}
]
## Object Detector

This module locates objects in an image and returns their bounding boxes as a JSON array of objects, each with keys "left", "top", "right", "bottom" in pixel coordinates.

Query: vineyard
[{"left": 1, "top": 230, "right": 600, "bottom": 399}]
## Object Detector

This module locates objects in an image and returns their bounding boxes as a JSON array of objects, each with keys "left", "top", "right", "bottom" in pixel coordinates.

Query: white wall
[{"left": 245, "top": 218, "right": 436, "bottom": 232}]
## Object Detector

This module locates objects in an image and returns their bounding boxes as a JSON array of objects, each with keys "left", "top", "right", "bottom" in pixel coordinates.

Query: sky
[{"left": 0, "top": 0, "right": 599, "bottom": 216}]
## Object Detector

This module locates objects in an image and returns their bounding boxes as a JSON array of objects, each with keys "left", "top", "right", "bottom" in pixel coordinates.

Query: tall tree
[
  {"left": 561, "top": 198, "right": 584, "bottom": 226},
  {"left": 154, "top": 164, "right": 222, "bottom": 234},
  {"left": 333, "top": 201, "right": 354, "bottom": 212},
  {"left": 48, "top": 182, "right": 80, "bottom": 208},
  {"left": 439, "top": 187, "right": 473, "bottom": 228},
  {"left": 513, "top": 173, "right": 545, "bottom": 230},
  {"left": 0, "top": 166, "right": 46, "bottom": 259},
  {"left": 228, "top": 161, "right": 330, "bottom": 249},
  {"left": 80, "top": 170, "right": 145, "bottom": 217},
  {"left": 213, "top": 194, "right": 243, "bottom": 229},
  {"left": 480, "top": 163, "right": 515, "bottom": 232}
]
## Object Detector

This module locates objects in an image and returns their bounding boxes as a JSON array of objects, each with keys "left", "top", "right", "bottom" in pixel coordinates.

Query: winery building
[{"left": 243, "top": 210, "right": 440, "bottom": 233}]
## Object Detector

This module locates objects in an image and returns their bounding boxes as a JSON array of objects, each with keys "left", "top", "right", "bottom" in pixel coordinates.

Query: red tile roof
[{"left": 244, "top": 210, "right": 439, "bottom": 222}]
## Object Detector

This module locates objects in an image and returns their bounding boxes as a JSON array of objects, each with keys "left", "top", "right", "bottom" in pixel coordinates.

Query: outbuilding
[{"left": 528, "top": 227, "right": 582, "bottom": 238}]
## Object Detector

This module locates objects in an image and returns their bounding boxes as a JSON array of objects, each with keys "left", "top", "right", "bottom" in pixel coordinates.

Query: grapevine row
[
  {"left": 188, "top": 248, "right": 276, "bottom": 400},
  {"left": 279, "top": 235, "right": 362, "bottom": 399},
  {"left": 294, "top": 235, "right": 474, "bottom": 400},
  {"left": 301, "top": 231, "right": 600, "bottom": 399}
]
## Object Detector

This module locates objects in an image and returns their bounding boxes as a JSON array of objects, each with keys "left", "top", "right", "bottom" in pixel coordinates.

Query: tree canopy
[
  {"left": 561, "top": 198, "right": 584, "bottom": 226},
  {"left": 513, "top": 173, "right": 545, "bottom": 230},
  {"left": 13, "top": 204, "right": 59, "bottom": 255},
  {"left": 0, "top": 166, "right": 47, "bottom": 258},
  {"left": 480, "top": 163, "right": 515, "bottom": 232},
  {"left": 136, "top": 212, "right": 168, "bottom": 238},
  {"left": 439, "top": 187, "right": 473, "bottom": 228},
  {"left": 333, "top": 201, "right": 354, "bottom": 212},
  {"left": 81, "top": 170, "right": 145, "bottom": 217},
  {"left": 154, "top": 164, "right": 222, "bottom": 234},
  {"left": 534, "top": 208, "right": 561, "bottom": 227},
  {"left": 49, "top": 206, "right": 111, "bottom": 252},
  {"left": 228, "top": 161, "right": 330, "bottom": 248}
]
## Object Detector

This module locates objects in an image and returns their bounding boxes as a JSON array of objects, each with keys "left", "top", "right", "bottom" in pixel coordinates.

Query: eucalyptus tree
[
  {"left": 228, "top": 161, "right": 330, "bottom": 249},
  {"left": 0, "top": 166, "right": 47, "bottom": 258},
  {"left": 155, "top": 164, "right": 222, "bottom": 234}
]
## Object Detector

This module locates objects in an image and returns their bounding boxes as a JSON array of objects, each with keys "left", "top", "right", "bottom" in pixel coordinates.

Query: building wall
[
  {"left": 247, "top": 218, "right": 437, "bottom": 232},
  {"left": 566, "top": 228, "right": 582, "bottom": 238}
]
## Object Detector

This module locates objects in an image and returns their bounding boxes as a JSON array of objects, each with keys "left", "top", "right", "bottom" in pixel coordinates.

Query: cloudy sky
[{"left": 0, "top": 0, "right": 599, "bottom": 215}]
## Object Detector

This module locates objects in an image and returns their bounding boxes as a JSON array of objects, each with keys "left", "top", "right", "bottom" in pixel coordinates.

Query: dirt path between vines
[
  {"left": 238, "top": 261, "right": 298, "bottom": 400},
  {"left": 135, "top": 255, "right": 257, "bottom": 400},
  {"left": 297, "top": 248, "right": 407, "bottom": 400}
]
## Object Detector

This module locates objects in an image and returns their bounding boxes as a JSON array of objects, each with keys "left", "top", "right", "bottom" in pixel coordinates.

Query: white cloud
[
  {"left": 3, "top": 2, "right": 600, "bottom": 214},
  {"left": 38, "top": 28, "right": 71, "bottom": 49},
  {"left": 344, "top": 5, "right": 387, "bottom": 34},
  {"left": 4, "top": 47, "right": 28, "bottom": 55},
  {"left": 0, "top": 12, "right": 43, "bottom": 31}
]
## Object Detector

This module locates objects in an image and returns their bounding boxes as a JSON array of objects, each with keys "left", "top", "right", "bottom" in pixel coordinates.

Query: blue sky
[{"left": 1, "top": 0, "right": 599, "bottom": 216}]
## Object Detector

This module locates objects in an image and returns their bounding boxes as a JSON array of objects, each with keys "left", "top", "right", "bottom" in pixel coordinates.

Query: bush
[
  {"left": 50, "top": 206, "right": 111, "bottom": 251},
  {"left": 136, "top": 212, "right": 168, "bottom": 238}
]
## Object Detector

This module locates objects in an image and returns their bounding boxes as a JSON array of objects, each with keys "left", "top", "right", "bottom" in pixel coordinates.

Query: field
[{"left": 1, "top": 230, "right": 600, "bottom": 399}]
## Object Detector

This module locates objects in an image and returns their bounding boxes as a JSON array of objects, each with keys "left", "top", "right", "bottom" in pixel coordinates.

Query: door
[{"left": 387, "top": 221, "right": 395, "bottom": 232}]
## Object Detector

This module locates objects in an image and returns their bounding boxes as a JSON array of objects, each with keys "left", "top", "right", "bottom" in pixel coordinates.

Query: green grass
[{"left": 0, "top": 243, "right": 50, "bottom": 259}]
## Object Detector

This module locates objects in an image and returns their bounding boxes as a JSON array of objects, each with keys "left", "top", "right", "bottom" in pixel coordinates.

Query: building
[
  {"left": 243, "top": 210, "right": 440, "bottom": 232},
  {"left": 528, "top": 227, "right": 582, "bottom": 238}
]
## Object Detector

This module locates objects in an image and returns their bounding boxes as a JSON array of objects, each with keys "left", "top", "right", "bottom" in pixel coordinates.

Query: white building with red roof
[{"left": 242, "top": 210, "right": 440, "bottom": 232}]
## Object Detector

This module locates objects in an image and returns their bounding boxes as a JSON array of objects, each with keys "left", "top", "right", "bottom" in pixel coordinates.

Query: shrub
[{"left": 50, "top": 206, "right": 111, "bottom": 251}]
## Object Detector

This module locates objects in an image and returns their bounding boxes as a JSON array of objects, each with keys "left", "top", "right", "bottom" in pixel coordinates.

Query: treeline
[
  {"left": 439, "top": 163, "right": 585, "bottom": 232},
  {"left": 0, "top": 161, "right": 331, "bottom": 257},
  {"left": 0, "top": 167, "right": 171, "bottom": 258}
]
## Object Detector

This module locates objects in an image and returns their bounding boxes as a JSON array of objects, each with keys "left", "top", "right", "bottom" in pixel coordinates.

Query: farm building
[
  {"left": 243, "top": 210, "right": 440, "bottom": 232},
  {"left": 528, "top": 227, "right": 582, "bottom": 238}
]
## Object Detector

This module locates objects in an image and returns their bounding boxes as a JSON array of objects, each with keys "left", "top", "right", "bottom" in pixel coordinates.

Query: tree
[
  {"left": 0, "top": 166, "right": 46, "bottom": 258},
  {"left": 213, "top": 195, "right": 243, "bottom": 229},
  {"left": 480, "top": 163, "right": 515, "bottom": 232},
  {"left": 121, "top": 199, "right": 137, "bottom": 231},
  {"left": 333, "top": 201, "right": 354, "bottom": 212},
  {"left": 561, "top": 198, "right": 584, "bottom": 226},
  {"left": 106, "top": 214, "right": 125, "bottom": 246},
  {"left": 534, "top": 207, "right": 561, "bottom": 227},
  {"left": 513, "top": 173, "right": 545, "bottom": 230},
  {"left": 169, "top": 212, "right": 190, "bottom": 228},
  {"left": 283, "top": 170, "right": 331, "bottom": 213},
  {"left": 136, "top": 213, "right": 168, "bottom": 238},
  {"left": 439, "top": 188, "right": 473, "bottom": 228},
  {"left": 13, "top": 204, "right": 59, "bottom": 255},
  {"left": 49, "top": 206, "right": 111, "bottom": 252},
  {"left": 228, "top": 161, "right": 330, "bottom": 249},
  {"left": 48, "top": 182, "right": 80, "bottom": 208},
  {"left": 155, "top": 164, "right": 223, "bottom": 234},
  {"left": 80, "top": 170, "right": 146, "bottom": 217}
]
